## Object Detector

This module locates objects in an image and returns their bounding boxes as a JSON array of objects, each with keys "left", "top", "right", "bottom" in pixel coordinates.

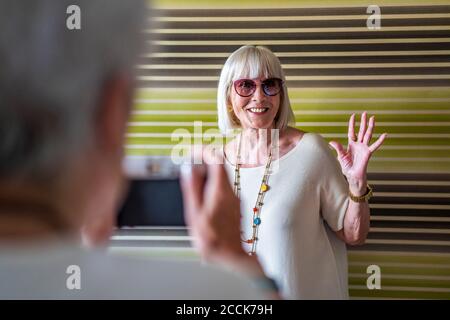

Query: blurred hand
[{"left": 180, "top": 158, "right": 247, "bottom": 265}]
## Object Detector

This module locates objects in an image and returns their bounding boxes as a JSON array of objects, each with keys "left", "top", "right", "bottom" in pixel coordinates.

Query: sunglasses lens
[
  {"left": 235, "top": 80, "right": 256, "bottom": 97},
  {"left": 262, "top": 78, "right": 282, "bottom": 96},
  {"left": 234, "top": 78, "right": 282, "bottom": 97}
]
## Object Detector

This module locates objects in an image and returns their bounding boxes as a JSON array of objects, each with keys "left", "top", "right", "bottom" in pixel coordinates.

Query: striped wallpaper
[{"left": 114, "top": 0, "right": 450, "bottom": 299}]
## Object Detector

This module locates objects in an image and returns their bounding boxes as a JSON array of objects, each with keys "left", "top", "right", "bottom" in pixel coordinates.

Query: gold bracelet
[{"left": 349, "top": 184, "right": 373, "bottom": 203}]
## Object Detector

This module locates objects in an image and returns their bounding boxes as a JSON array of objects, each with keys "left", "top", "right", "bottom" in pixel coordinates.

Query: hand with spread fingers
[{"left": 328, "top": 112, "right": 387, "bottom": 195}]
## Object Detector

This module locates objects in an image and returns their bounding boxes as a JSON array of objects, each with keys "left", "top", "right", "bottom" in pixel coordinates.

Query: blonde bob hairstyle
[{"left": 217, "top": 45, "right": 295, "bottom": 134}]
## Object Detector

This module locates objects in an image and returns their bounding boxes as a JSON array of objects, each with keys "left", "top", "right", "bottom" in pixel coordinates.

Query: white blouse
[{"left": 224, "top": 132, "right": 350, "bottom": 299}]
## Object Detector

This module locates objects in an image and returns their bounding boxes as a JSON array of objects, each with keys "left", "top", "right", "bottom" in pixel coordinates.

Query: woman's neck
[{"left": 237, "top": 127, "right": 281, "bottom": 167}]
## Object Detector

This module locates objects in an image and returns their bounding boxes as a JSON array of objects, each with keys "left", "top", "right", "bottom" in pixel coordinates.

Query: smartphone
[{"left": 116, "top": 157, "right": 186, "bottom": 228}]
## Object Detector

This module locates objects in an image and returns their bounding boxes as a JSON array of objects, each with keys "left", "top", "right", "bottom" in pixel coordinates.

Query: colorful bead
[
  {"left": 260, "top": 184, "right": 269, "bottom": 192},
  {"left": 254, "top": 217, "right": 261, "bottom": 225},
  {"left": 253, "top": 207, "right": 258, "bottom": 213}
]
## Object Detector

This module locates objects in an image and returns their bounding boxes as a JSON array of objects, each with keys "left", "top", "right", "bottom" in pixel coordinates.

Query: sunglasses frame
[{"left": 233, "top": 77, "right": 284, "bottom": 97}]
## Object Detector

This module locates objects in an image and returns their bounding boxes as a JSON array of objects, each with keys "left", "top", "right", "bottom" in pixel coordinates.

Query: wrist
[{"left": 347, "top": 176, "right": 367, "bottom": 196}]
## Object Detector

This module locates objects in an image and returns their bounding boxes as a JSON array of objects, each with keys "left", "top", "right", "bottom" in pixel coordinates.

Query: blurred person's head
[
  {"left": 0, "top": 0, "right": 147, "bottom": 244},
  {"left": 217, "top": 45, "right": 295, "bottom": 133}
]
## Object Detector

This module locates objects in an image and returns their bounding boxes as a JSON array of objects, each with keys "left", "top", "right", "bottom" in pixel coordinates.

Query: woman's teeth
[{"left": 248, "top": 108, "right": 268, "bottom": 114}]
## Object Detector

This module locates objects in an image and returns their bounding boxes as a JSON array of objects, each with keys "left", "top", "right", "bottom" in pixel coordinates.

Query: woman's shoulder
[
  {"left": 285, "top": 127, "right": 326, "bottom": 149},
  {"left": 287, "top": 128, "right": 335, "bottom": 159}
]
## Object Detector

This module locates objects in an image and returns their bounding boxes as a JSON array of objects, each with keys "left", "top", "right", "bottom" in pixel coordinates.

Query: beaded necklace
[{"left": 233, "top": 133, "right": 273, "bottom": 255}]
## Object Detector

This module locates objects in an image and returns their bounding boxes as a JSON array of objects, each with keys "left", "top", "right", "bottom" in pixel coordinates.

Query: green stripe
[
  {"left": 135, "top": 102, "right": 450, "bottom": 111},
  {"left": 130, "top": 114, "right": 450, "bottom": 122},
  {"left": 349, "top": 289, "right": 450, "bottom": 299},
  {"left": 127, "top": 125, "right": 450, "bottom": 134},
  {"left": 125, "top": 137, "right": 450, "bottom": 146},
  {"left": 349, "top": 278, "right": 450, "bottom": 289},
  {"left": 136, "top": 88, "right": 450, "bottom": 100}
]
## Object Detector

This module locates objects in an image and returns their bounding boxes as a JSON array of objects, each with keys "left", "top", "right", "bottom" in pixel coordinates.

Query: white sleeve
[{"left": 317, "top": 136, "right": 350, "bottom": 231}]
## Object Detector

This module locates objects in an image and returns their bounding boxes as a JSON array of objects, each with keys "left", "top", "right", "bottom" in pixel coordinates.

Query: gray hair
[
  {"left": 217, "top": 45, "right": 295, "bottom": 133},
  {"left": 0, "top": 0, "right": 147, "bottom": 182}
]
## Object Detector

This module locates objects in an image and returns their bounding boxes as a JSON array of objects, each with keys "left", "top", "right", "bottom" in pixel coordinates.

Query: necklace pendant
[{"left": 260, "top": 183, "right": 269, "bottom": 192}]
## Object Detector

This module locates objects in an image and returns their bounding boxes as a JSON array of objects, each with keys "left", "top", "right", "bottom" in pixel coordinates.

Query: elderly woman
[{"left": 217, "top": 45, "right": 387, "bottom": 299}]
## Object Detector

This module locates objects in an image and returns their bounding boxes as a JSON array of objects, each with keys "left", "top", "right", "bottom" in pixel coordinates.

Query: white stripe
[
  {"left": 132, "top": 110, "right": 450, "bottom": 116},
  {"left": 137, "top": 62, "right": 450, "bottom": 69},
  {"left": 135, "top": 86, "right": 450, "bottom": 92},
  {"left": 295, "top": 98, "right": 450, "bottom": 103},
  {"left": 322, "top": 133, "right": 450, "bottom": 138},
  {"left": 128, "top": 121, "right": 217, "bottom": 126},
  {"left": 370, "top": 204, "right": 450, "bottom": 210},
  {"left": 296, "top": 122, "right": 450, "bottom": 126},
  {"left": 126, "top": 133, "right": 450, "bottom": 139},
  {"left": 349, "top": 273, "right": 450, "bottom": 280},
  {"left": 365, "top": 239, "right": 450, "bottom": 246},
  {"left": 133, "top": 110, "right": 216, "bottom": 115},
  {"left": 374, "top": 192, "right": 450, "bottom": 198},
  {"left": 127, "top": 121, "right": 450, "bottom": 126},
  {"left": 348, "top": 250, "right": 450, "bottom": 258},
  {"left": 126, "top": 133, "right": 224, "bottom": 138},
  {"left": 124, "top": 146, "right": 450, "bottom": 162},
  {"left": 111, "top": 235, "right": 192, "bottom": 241},
  {"left": 148, "top": 26, "right": 450, "bottom": 34},
  {"left": 370, "top": 227, "right": 450, "bottom": 234},
  {"left": 371, "top": 216, "right": 450, "bottom": 222},
  {"left": 369, "top": 158, "right": 450, "bottom": 162},
  {"left": 369, "top": 181, "right": 450, "bottom": 186},
  {"left": 134, "top": 99, "right": 214, "bottom": 103},
  {"left": 349, "top": 262, "right": 450, "bottom": 269},
  {"left": 379, "top": 146, "right": 450, "bottom": 150},
  {"left": 154, "top": 37, "right": 450, "bottom": 44},
  {"left": 348, "top": 285, "right": 450, "bottom": 292},
  {"left": 143, "top": 50, "right": 450, "bottom": 58},
  {"left": 126, "top": 145, "right": 176, "bottom": 149},
  {"left": 133, "top": 98, "right": 450, "bottom": 104}
]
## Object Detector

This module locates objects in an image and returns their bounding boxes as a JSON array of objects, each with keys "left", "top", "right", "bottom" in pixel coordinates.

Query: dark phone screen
[{"left": 117, "top": 178, "right": 185, "bottom": 227}]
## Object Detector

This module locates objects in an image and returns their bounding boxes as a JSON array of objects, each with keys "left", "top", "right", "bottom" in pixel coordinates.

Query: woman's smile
[{"left": 246, "top": 107, "right": 270, "bottom": 115}]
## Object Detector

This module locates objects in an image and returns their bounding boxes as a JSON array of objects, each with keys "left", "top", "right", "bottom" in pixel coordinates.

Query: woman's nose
[{"left": 251, "top": 84, "right": 266, "bottom": 102}]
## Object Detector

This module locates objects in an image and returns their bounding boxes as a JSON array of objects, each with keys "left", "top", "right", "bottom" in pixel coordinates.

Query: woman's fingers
[
  {"left": 363, "top": 116, "right": 375, "bottom": 145},
  {"left": 369, "top": 133, "right": 388, "bottom": 153},
  {"left": 347, "top": 113, "right": 356, "bottom": 144},
  {"left": 357, "top": 111, "right": 367, "bottom": 142}
]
